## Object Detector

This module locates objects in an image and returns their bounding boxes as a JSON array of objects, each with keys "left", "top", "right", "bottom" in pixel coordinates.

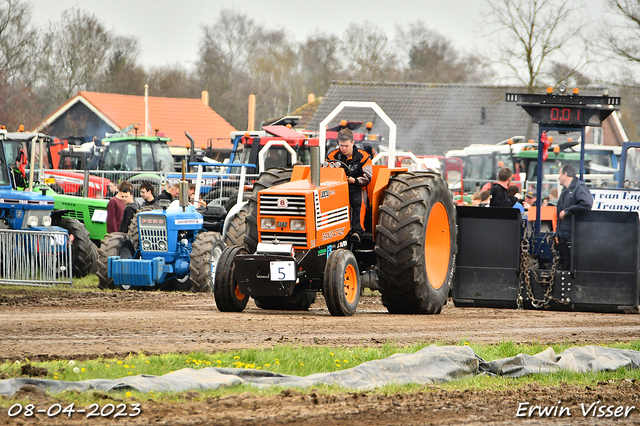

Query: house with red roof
[{"left": 32, "top": 91, "right": 236, "bottom": 150}]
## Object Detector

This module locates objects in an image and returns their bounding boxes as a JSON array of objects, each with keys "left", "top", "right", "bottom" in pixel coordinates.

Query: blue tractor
[
  {"left": 97, "top": 180, "right": 226, "bottom": 291},
  {"left": 0, "top": 130, "right": 74, "bottom": 284}
]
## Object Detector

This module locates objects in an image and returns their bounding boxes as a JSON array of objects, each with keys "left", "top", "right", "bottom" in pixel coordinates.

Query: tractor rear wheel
[
  {"left": 96, "top": 232, "right": 135, "bottom": 290},
  {"left": 54, "top": 217, "right": 95, "bottom": 278},
  {"left": 323, "top": 249, "right": 360, "bottom": 316},
  {"left": 245, "top": 168, "right": 292, "bottom": 253},
  {"left": 190, "top": 232, "right": 226, "bottom": 292},
  {"left": 253, "top": 292, "right": 317, "bottom": 311},
  {"left": 223, "top": 210, "right": 247, "bottom": 248},
  {"left": 375, "top": 172, "right": 456, "bottom": 314},
  {"left": 213, "top": 245, "right": 249, "bottom": 312}
]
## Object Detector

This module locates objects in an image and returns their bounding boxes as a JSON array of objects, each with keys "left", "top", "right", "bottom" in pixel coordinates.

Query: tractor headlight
[
  {"left": 290, "top": 219, "right": 306, "bottom": 231},
  {"left": 158, "top": 240, "right": 167, "bottom": 250},
  {"left": 29, "top": 216, "right": 38, "bottom": 227},
  {"left": 142, "top": 240, "right": 151, "bottom": 250},
  {"left": 261, "top": 218, "right": 276, "bottom": 230},
  {"left": 42, "top": 216, "right": 52, "bottom": 227}
]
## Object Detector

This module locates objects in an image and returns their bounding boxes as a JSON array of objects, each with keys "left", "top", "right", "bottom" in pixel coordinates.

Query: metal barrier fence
[
  {"left": 36, "top": 169, "right": 260, "bottom": 206},
  {"left": 0, "top": 229, "right": 72, "bottom": 286}
]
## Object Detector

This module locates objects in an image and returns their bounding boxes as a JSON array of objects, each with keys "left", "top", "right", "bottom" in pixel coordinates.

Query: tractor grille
[
  {"left": 139, "top": 228, "right": 168, "bottom": 252},
  {"left": 63, "top": 210, "right": 83, "bottom": 220},
  {"left": 259, "top": 194, "right": 306, "bottom": 216},
  {"left": 139, "top": 215, "right": 168, "bottom": 252},
  {"left": 260, "top": 232, "right": 307, "bottom": 247}
]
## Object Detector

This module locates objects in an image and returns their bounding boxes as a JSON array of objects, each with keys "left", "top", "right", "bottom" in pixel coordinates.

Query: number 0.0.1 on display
[{"left": 269, "top": 261, "right": 295, "bottom": 281}]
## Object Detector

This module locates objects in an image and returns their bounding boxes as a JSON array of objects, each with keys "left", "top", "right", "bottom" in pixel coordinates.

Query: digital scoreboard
[{"left": 505, "top": 91, "right": 620, "bottom": 128}]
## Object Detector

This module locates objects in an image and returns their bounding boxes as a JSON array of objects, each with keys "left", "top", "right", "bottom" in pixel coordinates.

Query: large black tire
[
  {"left": 213, "top": 245, "right": 249, "bottom": 312},
  {"left": 54, "top": 217, "right": 95, "bottom": 278},
  {"left": 375, "top": 172, "right": 457, "bottom": 314},
  {"left": 323, "top": 249, "right": 360, "bottom": 316},
  {"left": 190, "top": 232, "right": 226, "bottom": 292},
  {"left": 245, "top": 168, "right": 293, "bottom": 253},
  {"left": 126, "top": 206, "right": 157, "bottom": 248},
  {"left": 223, "top": 210, "right": 248, "bottom": 248},
  {"left": 96, "top": 232, "right": 135, "bottom": 290},
  {"left": 253, "top": 292, "right": 317, "bottom": 311},
  {"left": 224, "top": 189, "right": 252, "bottom": 212}
]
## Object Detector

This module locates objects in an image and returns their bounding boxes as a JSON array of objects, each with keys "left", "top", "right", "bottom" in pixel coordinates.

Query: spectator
[
  {"left": 107, "top": 181, "right": 133, "bottom": 233},
  {"left": 157, "top": 183, "right": 179, "bottom": 202},
  {"left": 523, "top": 190, "right": 537, "bottom": 210},
  {"left": 12, "top": 158, "right": 26, "bottom": 189},
  {"left": 471, "top": 192, "right": 482, "bottom": 206},
  {"left": 106, "top": 182, "right": 118, "bottom": 198},
  {"left": 507, "top": 185, "right": 525, "bottom": 214},
  {"left": 140, "top": 182, "right": 158, "bottom": 207},
  {"left": 489, "top": 168, "right": 515, "bottom": 207},
  {"left": 478, "top": 190, "right": 490, "bottom": 207},
  {"left": 556, "top": 164, "right": 594, "bottom": 269},
  {"left": 548, "top": 187, "right": 558, "bottom": 206}
]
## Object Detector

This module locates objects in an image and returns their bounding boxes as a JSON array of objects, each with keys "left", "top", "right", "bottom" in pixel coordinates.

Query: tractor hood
[{"left": 0, "top": 189, "right": 55, "bottom": 210}]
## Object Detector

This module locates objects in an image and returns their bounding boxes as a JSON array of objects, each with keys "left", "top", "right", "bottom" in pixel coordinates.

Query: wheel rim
[
  {"left": 343, "top": 264, "right": 358, "bottom": 304},
  {"left": 210, "top": 245, "right": 223, "bottom": 283},
  {"left": 234, "top": 284, "right": 246, "bottom": 301},
  {"left": 424, "top": 201, "right": 450, "bottom": 290}
]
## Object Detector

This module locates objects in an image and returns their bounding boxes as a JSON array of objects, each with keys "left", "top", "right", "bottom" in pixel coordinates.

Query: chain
[{"left": 518, "top": 228, "right": 569, "bottom": 308}]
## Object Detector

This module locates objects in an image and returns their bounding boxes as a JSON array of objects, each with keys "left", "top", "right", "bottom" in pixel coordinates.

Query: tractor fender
[{"left": 222, "top": 200, "right": 249, "bottom": 239}]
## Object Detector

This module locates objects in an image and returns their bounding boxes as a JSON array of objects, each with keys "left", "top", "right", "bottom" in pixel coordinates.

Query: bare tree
[
  {"left": 482, "top": 0, "right": 587, "bottom": 91},
  {"left": 340, "top": 21, "right": 399, "bottom": 81},
  {"left": 98, "top": 36, "right": 147, "bottom": 95},
  {"left": 0, "top": 0, "right": 38, "bottom": 82},
  {"left": 147, "top": 63, "right": 198, "bottom": 98},
  {"left": 299, "top": 32, "right": 342, "bottom": 100},
  {"left": 396, "top": 21, "right": 487, "bottom": 83},
  {"left": 39, "top": 8, "right": 113, "bottom": 106},
  {"left": 604, "top": 1, "right": 640, "bottom": 64}
]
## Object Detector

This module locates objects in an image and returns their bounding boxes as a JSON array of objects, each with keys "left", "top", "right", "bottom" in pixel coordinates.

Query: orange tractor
[{"left": 214, "top": 102, "right": 457, "bottom": 315}]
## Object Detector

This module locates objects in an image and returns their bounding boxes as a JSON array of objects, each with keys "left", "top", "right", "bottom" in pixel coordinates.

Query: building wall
[{"left": 47, "top": 103, "right": 116, "bottom": 142}]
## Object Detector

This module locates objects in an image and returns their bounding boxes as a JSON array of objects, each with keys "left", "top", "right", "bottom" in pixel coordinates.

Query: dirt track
[{"left": 1, "top": 287, "right": 639, "bottom": 425}]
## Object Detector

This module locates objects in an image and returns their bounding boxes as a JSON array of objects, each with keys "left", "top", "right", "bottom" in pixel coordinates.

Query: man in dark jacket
[
  {"left": 556, "top": 164, "right": 593, "bottom": 269},
  {"left": 326, "top": 128, "right": 372, "bottom": 241},
  {"left": 489, "top": 168, "right": 515, "bottom": 207}
]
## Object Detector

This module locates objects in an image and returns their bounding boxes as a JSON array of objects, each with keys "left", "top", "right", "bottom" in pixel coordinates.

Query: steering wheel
[{"left": 325, "top": 159, "right": 350, "bottom": 176}]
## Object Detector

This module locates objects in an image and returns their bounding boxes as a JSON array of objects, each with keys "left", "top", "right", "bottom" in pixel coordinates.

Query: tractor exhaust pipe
[{"left": 310, "top": 145, "right": 320, "bottom": 187}]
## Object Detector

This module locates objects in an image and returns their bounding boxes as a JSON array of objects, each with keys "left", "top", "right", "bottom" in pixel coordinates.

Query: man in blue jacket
[{"left": 556, "top": 164, "right": 593, "bottom": 269}]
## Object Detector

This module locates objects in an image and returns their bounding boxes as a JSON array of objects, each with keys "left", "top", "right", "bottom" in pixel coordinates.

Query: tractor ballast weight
[
  {"left": 452, "top": 89, "right": 639, "bottom": 313},
  {"left": 108, "top": 204, "right": 203, "bottom": 287},
  {"left": 215, "top": 101, "right": 458, "bottom": 315}
]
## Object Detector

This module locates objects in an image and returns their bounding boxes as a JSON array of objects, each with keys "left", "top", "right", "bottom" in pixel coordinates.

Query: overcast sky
[{"left": 28, "top": 0, "right": 617, "bottom": 74}]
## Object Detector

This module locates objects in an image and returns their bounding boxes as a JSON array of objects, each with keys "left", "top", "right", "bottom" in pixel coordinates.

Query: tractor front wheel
[
  {"left": 213, "top": 245, "right": 249, "bottom": 312},
  {"left": 96, "top": 232, "right": 135, "bottom": 290},
  {"left": 323, "top": 249, "right": 360, "bottom": 316},
  {"left": 190, "top": 232, "right": 226, "bottom": 292}
]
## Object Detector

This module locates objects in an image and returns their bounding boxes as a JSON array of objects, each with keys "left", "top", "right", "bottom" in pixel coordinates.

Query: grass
[{"left": 1, "top": 340, "right": 640, "bottom": 406}]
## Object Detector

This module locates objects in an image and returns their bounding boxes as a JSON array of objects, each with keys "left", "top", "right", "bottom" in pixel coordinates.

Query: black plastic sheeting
[{"left": 1, "top": 345, "right": 639, "bottom": 397}]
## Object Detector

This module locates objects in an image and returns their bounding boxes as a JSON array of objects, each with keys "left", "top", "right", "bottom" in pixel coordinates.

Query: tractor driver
[{"left": 326, "top": 128, "right": 372, "bottom": 242}]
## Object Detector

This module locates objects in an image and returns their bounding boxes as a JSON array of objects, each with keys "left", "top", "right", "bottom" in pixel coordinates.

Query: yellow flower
[
  {"left": 216, "top": 360, "right": 222, "bottom": 364},
  {"left": 117, "top": 361, "right": 123, "bottom": 365},
  {"left": 264, "top": 364, "right": 271, "bottom": 367},
  {"left": 146, "top": 360, "right": 150, "bottom": 364},
  {"left": 329, "top": 352, "right": 334, "bottom": 356},
  {"left": 128, "top": 372, "right": 132, "bottom": 375},
  {"left": 124, "top": 365, "right": 129, "bottom": 368},
  {"left": 126, "top": 391, "right": 132, "bottom": 397},
  {"left": 275, "top": 360, "right": 280, "bottom": 364},
  {"left": 335, "top": 359, "right": 339, "bottom": 363},
  {"left": 300, "top": 363, "right": 304, "bottom": 366},
  {"left": 81, "top": 368, "right": 86, "bottom": 372},
  {"left": 234, "top": 356, "right": 240, "bottom": 360},
  {"left": 105, "top": 364, "right": 110, "bottom": 367}
]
